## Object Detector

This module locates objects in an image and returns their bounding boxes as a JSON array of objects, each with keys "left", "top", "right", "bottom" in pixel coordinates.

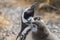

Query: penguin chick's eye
[{"left": 32, "top": 24, "right": 38, "bottom": 32}]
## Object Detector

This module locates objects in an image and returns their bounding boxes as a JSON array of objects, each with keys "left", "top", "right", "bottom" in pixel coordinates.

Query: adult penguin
[{"left": 16, "top": 2, "right": 37, "bottom": 40}]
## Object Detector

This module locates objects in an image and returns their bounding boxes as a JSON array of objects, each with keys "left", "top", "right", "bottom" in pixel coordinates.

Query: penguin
[
  {"left": 32, "top": 17, "right": 60, "bottom": 40},
  {"left": 16, "top": 2, "right": 37, "bottom": 40}
]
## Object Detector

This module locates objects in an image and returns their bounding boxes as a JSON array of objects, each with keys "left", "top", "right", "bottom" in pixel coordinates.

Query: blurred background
[{"left": 0, "top": 0, "right": 60, "bottom": 40}]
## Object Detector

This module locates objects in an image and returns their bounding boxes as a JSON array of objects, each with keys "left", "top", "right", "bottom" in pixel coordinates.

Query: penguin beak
[{"left": 31, "top": 2, "right": 37, "bottom": 9}]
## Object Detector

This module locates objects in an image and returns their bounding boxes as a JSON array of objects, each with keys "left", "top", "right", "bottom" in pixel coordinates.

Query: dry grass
[
  {"left": 42, "top": 12, "right": 60, "bottom": 21},
  {"left": 14, "top": 0, "right": 34, "bottom": 8}
]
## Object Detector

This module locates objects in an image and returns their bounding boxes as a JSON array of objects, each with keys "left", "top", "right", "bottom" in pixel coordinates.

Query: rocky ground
[{"left": 0, "top": 0, "right": 60, "bottom": 40}]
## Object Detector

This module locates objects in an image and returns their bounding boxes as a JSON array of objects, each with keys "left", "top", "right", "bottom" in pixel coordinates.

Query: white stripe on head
[
  {"left": 22, "top": 7, "right": 29, "bottom": 23},
  {"left": 22, "top": 13, "right": 33, "bottom": 23},
  {"left": 22, "top": 12, "right": 28, "bottom": 23},
  {"left": 22, "top": 7, "right": 33, "bottom": 23}
]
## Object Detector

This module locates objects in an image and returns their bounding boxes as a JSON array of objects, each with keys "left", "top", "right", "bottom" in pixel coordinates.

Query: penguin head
[
  {"left": 24, "top": 8, "right": 34, "bottom": 19},
  {"left": 22, "top": 2, "right": 37, "bottom": 23}
]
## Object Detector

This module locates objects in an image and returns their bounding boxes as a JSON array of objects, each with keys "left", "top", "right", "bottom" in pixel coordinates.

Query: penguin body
[
  {"left": 16, "top": 2, "right": 37, "bottom": 40},
  {"left": 32, "top": 17, "right": 60, "bottom": 40}
]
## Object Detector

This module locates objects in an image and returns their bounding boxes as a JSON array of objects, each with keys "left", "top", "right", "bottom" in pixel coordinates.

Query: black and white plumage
[
  {"left": 22, "top": 2, "right": 37, "bottom": 23},
  {"left": 16, "top": 2, "right": 37, "bottom": 40},
  {"left": 19, "top": 23, "right": 37, "bottom": 40}
]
